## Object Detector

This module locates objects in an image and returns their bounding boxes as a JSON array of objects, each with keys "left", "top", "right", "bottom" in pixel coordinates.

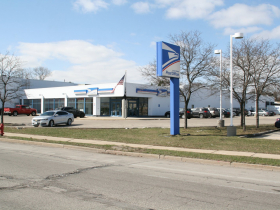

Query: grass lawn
[{"left": 3, "top": 125, "right": 280, "bottom": 155}]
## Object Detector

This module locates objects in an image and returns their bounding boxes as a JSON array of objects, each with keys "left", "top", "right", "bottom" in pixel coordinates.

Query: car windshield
[{"left": 40, "top": 112, "right": 55, "bottom": 116}]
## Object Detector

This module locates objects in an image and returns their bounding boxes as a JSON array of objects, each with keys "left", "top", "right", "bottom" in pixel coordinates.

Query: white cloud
[
  {"left": 73, "top": 0, "right": 108, "bottom": 13},
  {"left": 131, "top": 2, "right": 151, "bottom": 14},
  {"left": 223, "top": 26, "right": 262, "bottom": 35},
  {"left": 252, "top": 26, "right": 280, "bottom": 40},
  {"left": 165, "top": 0, "right": 223, "bottom": 19},
  {"left": 209, "top": 4, "right": 280, "bottom": 28},
  {"left": 150, "top": 41, "right": 156, "bottom": 48},
  {"left": 17, "top": 40, "right": 143, "bottom": 84},
  {"left": 111, "top": 0, "right": 127, "bottom": 5}
]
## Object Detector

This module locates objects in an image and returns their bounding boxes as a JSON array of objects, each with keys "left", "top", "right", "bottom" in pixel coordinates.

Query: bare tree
[
  {"left": 33, "top": 66, "right": 52, "bottom": 80},
  {"left": 139, "top": 60, "right": 170, "bottom": 86},
  {"left": 170, "top": 31, "right": 216, "bottom": 129},
  {"left": 230, "top": 38, "right": 257, "bottom": 130},
  {"left": 0, "top": 53, "right": 27, "bottom": 124},
  {"left": 248, "top": 39, "right": 280, "bottom": 128}
]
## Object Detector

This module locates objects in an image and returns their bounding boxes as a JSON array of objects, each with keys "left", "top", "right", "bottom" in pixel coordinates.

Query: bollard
[{"left": 0, "top": 123, "right": 4, "bottom": 136}]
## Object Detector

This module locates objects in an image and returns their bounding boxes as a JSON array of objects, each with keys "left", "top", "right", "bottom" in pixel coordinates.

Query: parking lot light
[
  {"left": 228, "top": 32, "right": 243, "bottom": 136},
  {"left": 214, "top": 49, "right": 224, "bottom": 127}
]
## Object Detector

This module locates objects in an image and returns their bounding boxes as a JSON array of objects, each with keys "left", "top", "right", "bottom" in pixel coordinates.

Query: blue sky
[{"left": 1, "top": 0, "right": 280, "bottom": 84}]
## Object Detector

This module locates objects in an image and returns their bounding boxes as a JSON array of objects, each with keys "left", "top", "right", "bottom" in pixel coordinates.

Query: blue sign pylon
[{"left": 157, "top": 41, "right": 180, "bottom": 135}]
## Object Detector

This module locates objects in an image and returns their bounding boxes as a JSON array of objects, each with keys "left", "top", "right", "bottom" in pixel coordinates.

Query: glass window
[
  {"left": 44, "top": 99, "right": 53, "bottom": 111},
  {"left": 85, "top": 98, "right": 93, "bottom": 115},
  {"left": 76, "top": 98, "right": 84, "bottom": 112},
  {"left": 139, "top": 98, "right": 148, "bottom": 116},
  {"left": 54, "top": 98, "right": 64, "bottom": 109},
  {"left": 67, "top": 98, "right": 75, "bottom": 108},
  {"left": 101, "top": 98, "right": 110, "bottom": 116},
  {"left": 23, "top": 99, "right": 41, "bottom": 113}
]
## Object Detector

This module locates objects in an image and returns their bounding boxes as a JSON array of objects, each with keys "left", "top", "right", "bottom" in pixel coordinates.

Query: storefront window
[
  {"left": 44, "top": 98, "right": 64, "bottom": 111},
  {"left": 85, "top": 98, "right": 93, "bottom": 115},
  {"left": 54, "top": 98, "right": 65, "bottom": 109},
  {"left": 101, "top": 98, "right": 110, "bottom": 116},
  {"left": 139, "top": 98, "right": 148, "bottom": 116},
  {"left": 76, "top": 98, "right": 84, "bottom": 112},
  {"left": 23, "top": 99, "right": 41, "bottom": 113},
  {"left": 44, "top": 99, "right": 53, "bottom": 111},
  {"left": 67, "top": 98, "right": 75, "bottom": 108}
]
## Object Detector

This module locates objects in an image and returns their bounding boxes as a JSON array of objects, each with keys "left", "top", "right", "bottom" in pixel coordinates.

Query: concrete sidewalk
[{"left": 2, "top": 132, "right": 280, "bottom": 161}]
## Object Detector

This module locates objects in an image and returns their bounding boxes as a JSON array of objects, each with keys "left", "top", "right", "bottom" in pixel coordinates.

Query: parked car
[
  {"left": 232, "top": 108, "right": 241, "bottom": 116},
  {"left": 252, "top": 109, "right": 269, "bottom": 116},
  {"left": 260, "top": 109, "right": 274, "bottom": 116},
  {"left": 191, "top": 107, "right": 210, "bottom": 118},
  {"left": 181, "top": 108, "right": 192, "bottom": 119},
  {"left": 32, "top": 110, "right": 74, "bottom": 127},
  {"left": 56, "top": 107, "right": 85, "bottom": 118},
  {"left": 4, "top": 105, "right": 37, "bottom": 116},
  {"left": 217, "top": 108, "right": 230, "bottom": 118},
  {"left": 164, "top": 108, "right": 192, "bottom": 119},
  {"left": 275, "top": 118, "right": 280, "bottom": 128},
  {"left": 207, "top": 107, "right": 220, "bottom": 118}
]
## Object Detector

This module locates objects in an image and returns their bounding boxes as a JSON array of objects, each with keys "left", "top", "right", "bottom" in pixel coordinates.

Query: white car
[
  {"left": 32, "top": 110, "right": 74, "bottom": 127},
  {"left": 251, "top": 110, "right": 269, "bottom": 116}
]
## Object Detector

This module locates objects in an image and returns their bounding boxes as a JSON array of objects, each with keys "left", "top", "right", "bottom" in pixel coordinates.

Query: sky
[{"left": 1, "top": 0, "right": 280, "bottom": 85}]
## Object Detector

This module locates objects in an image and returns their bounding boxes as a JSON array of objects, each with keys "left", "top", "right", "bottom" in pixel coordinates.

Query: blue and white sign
[
  {"left": 87, "top": 87, "right": 98, "bottom": 96},
  {"left": 157, "top": 41, "right": 180, "bottom": 78}
]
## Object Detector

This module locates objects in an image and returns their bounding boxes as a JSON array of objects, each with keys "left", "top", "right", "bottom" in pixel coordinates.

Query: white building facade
[{"left": 20, "top": 81, "right": 274, "bottom": 117}]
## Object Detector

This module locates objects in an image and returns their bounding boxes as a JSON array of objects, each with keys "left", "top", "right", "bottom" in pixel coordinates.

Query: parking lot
[{"left": 2, "top": 114, "right": 277, "bottom": 128}]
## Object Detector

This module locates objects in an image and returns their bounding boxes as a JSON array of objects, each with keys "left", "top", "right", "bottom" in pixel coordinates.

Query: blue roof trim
[{"left": 99, "top": 88, "right": 113, "bottom": 91}]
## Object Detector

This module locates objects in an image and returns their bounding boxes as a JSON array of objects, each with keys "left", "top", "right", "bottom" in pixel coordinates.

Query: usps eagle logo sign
[{"left": 157, "top": 41, "right": 180, "bottom": 78}]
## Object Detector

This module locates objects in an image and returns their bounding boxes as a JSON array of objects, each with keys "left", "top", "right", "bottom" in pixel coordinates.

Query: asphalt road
[
  {"left": 2, "top": 114, "right": 278, "bottom": 128},
  {"left": 1, "top": 141, "right": 280, "bottom": 210}
]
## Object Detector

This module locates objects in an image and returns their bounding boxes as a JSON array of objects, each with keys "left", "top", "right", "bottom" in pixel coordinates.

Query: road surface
[{"left": 1, "top": 141, "right": 280, "bottom": 209}]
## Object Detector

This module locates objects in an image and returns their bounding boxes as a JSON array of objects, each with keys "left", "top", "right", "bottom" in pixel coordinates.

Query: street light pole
[
  {"left": 214, "top": 49, "right": 224, "bottom": 127},
  {"left": 228, "top": 32, "right": 243, "bottom": 136}
]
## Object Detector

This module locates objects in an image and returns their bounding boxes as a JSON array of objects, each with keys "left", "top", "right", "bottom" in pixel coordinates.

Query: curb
[{"left": 1, "top": 137, "right": 280, "bottom": 172}]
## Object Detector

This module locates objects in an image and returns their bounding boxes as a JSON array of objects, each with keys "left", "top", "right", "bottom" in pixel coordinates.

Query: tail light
[
  {"left": 276, "top": 118, "right": 280, "bottom": 121},
  {"left": 204, "top": 111, "right": 208, "bottom": 113},
  {"left": 187, "top": 111, "right": 190, "bottom": 113}
]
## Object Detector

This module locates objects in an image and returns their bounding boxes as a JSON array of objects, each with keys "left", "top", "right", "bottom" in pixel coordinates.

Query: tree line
[{"left": 139, "top": 31, "right": 280, "bottom": 130}]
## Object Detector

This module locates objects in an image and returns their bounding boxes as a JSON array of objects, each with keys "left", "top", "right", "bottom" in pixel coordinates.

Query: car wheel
[
  {"left": 31, "top": 111, "right": 36, "bottom": 116},
  {"left": 13, "top": 111, "right": 18, "bottom": 116},
  {"left": 27, "top": 114, "right": 30, "bottom": 116},
  {"left": 33, "top": 125, "right": 39, "bottom": 127},
  {"left": 199, "top": 114, "right": 203, "bottom": 119},
  {"left": 67, "top": 118, "right": 72, "bottom": 126},
  {"left": 166, "top": 114, "right": 170, "bottom": 118},
  {"left": 49, "top": 120, "right": 55, "bottom": 127},
  {"left": 209, "top": 114, "right": 213, "bottom": 118},
  {"left": 80, "top": 113, "right": 85, "bottom": 118}
]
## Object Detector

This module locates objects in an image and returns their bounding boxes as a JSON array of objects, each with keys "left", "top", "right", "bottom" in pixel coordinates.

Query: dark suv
[
  {"left": 56, "top": 107, "right": 85, "bottom": 118},
  {"left": 191, "top": 107, "right": 210, "bottom": 118}
]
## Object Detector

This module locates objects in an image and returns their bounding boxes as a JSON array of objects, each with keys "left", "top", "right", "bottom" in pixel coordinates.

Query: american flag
[{"left": 111, "top": 75, "right": 125, "bottom": 93}]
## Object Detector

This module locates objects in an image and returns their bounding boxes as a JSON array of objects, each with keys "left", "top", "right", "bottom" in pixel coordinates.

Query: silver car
[{"left": 32, "top": 110, "right": 74, "bottom": 127}]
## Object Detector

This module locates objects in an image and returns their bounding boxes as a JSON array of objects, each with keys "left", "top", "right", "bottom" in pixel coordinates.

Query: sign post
[{"left": 157, "top": 41, "right": 180, "bottom": 135}]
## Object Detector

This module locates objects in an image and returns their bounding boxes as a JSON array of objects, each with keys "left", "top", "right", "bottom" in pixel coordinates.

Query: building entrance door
[
  {"left": 128, "top": 100, "right": 138, "bottom": 117},
  {"left": 111, "top": 101, "right": 122, "bottom": 116}
]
